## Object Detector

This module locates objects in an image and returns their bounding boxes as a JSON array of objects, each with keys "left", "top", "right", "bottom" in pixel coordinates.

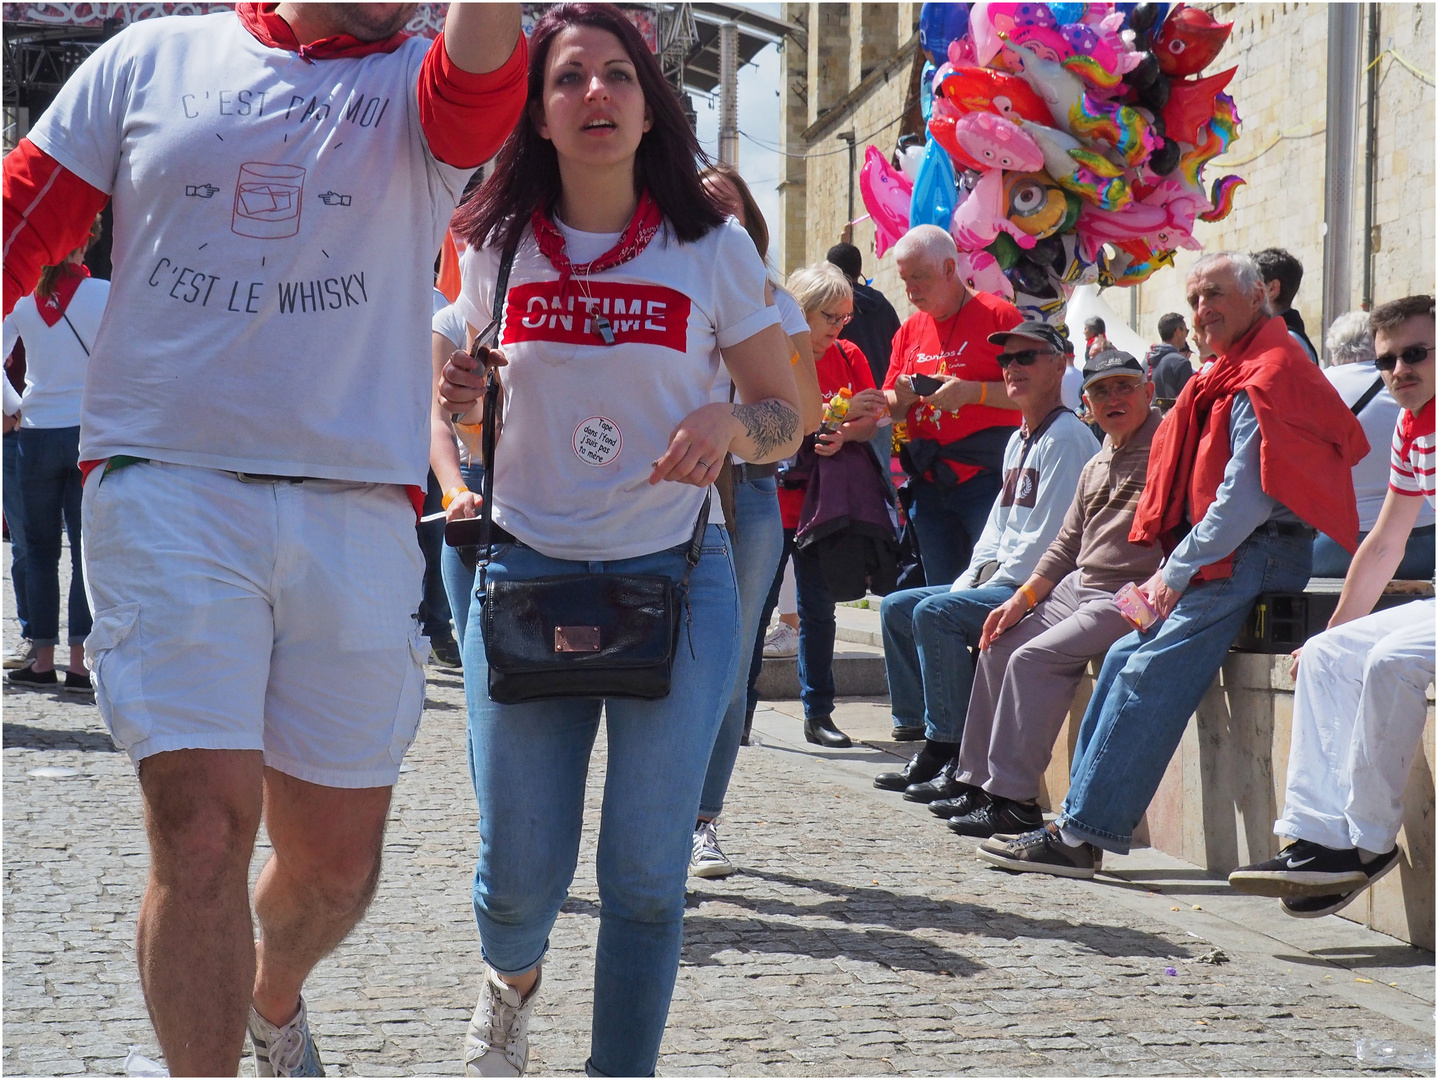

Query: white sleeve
[
  {"left": 24, "top": 29, "right": 132, "bottom": 194},
  {"left": 711, "top": 220, "right": 781, "bottom": 349},
  {"left": 3, "top": 376, "right": 21, "bottom": 417},
  {"left": 954, "top": 496, "right": 1006, "bottom": 590},
  {"left": 773, "top": 287, "right": 811, "bottom": 336},
  {"left": 456, "top": 242, "right": 500, "bottom": 336},
  {"left": 432, "top": 304, "right": 468, "bottom": 350},
  {"left": 2, "top": 309, "right": 18, "bottom": 364}
]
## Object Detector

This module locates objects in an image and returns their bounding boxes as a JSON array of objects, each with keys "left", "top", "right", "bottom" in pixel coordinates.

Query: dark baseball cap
[
  {"left": 988, "top": 320, "right": 1068, "bottom": 354},
  {"left": 1082, "top": 349, "right": 1145, "bottom": 390}
]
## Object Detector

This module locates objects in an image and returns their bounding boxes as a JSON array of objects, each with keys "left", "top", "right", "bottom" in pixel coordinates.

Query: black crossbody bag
[{"left": 467, "top": 245, "right": 711, "bottom": 705}]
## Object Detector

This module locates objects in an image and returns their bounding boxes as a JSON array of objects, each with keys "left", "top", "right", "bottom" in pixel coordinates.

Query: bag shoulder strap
[
  {"left": 60, "top": 312, "right": 90, "bottom": 356},
  {"left": 1351, "top": 374, "right": 1384, "bottom": 417}
]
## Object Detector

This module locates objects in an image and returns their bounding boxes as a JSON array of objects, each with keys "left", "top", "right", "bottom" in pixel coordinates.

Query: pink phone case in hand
[{"left": 1113, "top": 582, "right": 1159, "bottom": 631}]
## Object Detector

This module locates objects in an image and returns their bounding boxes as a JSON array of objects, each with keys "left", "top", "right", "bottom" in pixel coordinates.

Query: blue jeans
[
  {"left": 793, "top": 545, "right": 842, "bottom": 721},
  {"left": 16, "top": 425, "right": 89, "bottom": 646},
  {"left": 907, "top": 472, "right": 1003, "bottom": 587},
  {"left": 746, "top": 529, "right": 796, "bottom": 719},
  {"left": 440, "top": 461, "right": 486, "bottom": 650},
  {"left": 463, "top": 526, "right": 738, "bottom": 1077},
  {"left": 1312, "top": 527, "right": 1434, "bottom": 581},
  {"left": 698, "top": 474, "right": 783, "bottom": 818},
  {"left": 4, "top": 430, "right": 31, "bottom": 638},
  {"left": 417, "top": 469, "right": 453, "bottom": 641},
  {"left": 1061, "top": 528, "right": 1313, "bottom": 853},
  {"left": 880, "top": 583, "right": 1016, "bottom": 743}
]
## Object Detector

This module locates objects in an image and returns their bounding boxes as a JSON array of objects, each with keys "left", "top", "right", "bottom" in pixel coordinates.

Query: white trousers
[{"left": 1276, "top": 599, "right": 1435, "bottom": 853}]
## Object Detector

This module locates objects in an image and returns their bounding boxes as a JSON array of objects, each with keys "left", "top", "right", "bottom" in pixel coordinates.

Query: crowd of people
[{"left": 1, "top": 2, "right": 1433, "bottom": 1077}]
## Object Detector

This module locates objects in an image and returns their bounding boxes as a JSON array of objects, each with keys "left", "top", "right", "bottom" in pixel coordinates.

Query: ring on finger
[{"left": 697, "top": 460, "right": 712, "bottom": 470}]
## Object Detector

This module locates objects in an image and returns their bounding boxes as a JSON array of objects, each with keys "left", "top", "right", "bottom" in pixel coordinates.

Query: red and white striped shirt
[{"left": 1389, "top": 397, "right": 1436, "bottom": 507}]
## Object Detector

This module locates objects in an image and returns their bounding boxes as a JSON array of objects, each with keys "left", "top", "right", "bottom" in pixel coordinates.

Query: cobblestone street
[{"left": 3, "top": 546, "right": 1435, "bottom": 1077}]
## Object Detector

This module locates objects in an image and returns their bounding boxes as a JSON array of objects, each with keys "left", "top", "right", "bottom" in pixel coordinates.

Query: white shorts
[{"left": 81, "top": 461, "right": 428, "bottom": 788}]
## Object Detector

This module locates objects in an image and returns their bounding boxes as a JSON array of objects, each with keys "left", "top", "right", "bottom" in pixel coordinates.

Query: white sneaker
[
  {"left": 249, "top": 997, "right": 325, "bottom": 1077},
  {"left": 762, "top": 622, "right": 799, "bottom": 658},
  {"left": 465, "top": 967, "right": 539, "bottom": 1077},
  {"left": 3, "top": 639, "right": 35, "bottom": 670},
  {"left": 691, "top": 818, "right": 735, "bottom": 878}
]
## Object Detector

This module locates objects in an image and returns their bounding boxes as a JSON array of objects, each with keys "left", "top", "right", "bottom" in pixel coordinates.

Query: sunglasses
[
  {"left": 996, "top": 348, "right": 1055, "bottom": 368},
  {"left": 1374, "top": 344, "right": 1434, "bottom": 372}
]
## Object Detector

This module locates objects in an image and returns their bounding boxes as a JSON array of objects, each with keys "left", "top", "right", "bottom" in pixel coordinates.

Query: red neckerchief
[
  {"left": 35, "top": 264, "right": 89, "bottom": 328},
  {"left": 530, "top": 191, "right": 664, "bottom": 299},
  {"left": 1399, "top": 397, "right": 1436, "bottom": 447},
  {"left": 236, "top": 3, "right": 410, "bottom": 61}
]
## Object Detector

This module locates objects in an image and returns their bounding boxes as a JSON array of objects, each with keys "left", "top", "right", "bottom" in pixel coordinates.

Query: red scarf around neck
[
  {"left": 35, "top": 263, "right": 89, "bottom": 327},
  {"left": 530, "top": 191, "right": 664, "bottom": 298},
  {"left": 236, "top": 3, "right": 410, "bottom": 61},
  {"left": 1130, "top": 315, "right": 1369, "bottom": 581}
]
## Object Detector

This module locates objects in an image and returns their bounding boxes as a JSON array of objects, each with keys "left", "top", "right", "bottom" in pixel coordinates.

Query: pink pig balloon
[
  {"left": 859, "top": 145, "right": 913, "bottom": 259},
  {"left": 953, "top": 112, "right": 1045, "bottom": 173}
]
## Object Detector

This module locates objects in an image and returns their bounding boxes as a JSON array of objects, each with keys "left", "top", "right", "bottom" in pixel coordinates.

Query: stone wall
[
  {"left": 1038, "top": 658, "right": 1436, "bottom": 951},
  {"left": 1131, "top": 3, "right": 1436, "bottom": 349},
  {"left": 778, "top": 3, "right": 1435, "bottom": 346}
]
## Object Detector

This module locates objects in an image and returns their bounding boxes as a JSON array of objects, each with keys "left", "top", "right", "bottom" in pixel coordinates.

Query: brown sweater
[{"left": 1033, "top": 409, "right": 1165, "bottom": 592}]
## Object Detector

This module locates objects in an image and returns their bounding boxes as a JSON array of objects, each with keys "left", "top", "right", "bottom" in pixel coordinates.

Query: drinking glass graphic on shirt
[{"left": 232, "top": 162, "right": 306, "bottom": 239}]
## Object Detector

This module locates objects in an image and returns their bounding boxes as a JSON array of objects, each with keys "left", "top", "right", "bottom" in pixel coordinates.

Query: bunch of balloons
[{"left": 860, "top": 2, "right": 1245, "bottom": 322}]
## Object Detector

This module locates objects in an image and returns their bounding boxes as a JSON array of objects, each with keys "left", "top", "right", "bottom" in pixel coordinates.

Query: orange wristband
[
  {"left": 978, "top": 382, "right": 988, "bottom": 406},
  {"left": 441, "top": 486, "right": 469, "bottom": 511},
  {"left": 1019, "top": 583, "right": 1038, "bottom": 609}
]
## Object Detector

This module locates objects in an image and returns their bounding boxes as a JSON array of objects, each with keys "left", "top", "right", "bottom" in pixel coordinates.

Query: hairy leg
[
  {"left": 251, "top": 768, "right": 393, "bottom": 1025},
  {"left": 136, "top": 749, "right": 265, "bottom": 1077}
]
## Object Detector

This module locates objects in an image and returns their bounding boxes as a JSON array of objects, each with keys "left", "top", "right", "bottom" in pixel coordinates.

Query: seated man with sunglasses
[
  {"left": 1229, "top": 294, "right": 1435, "bottom": 917},
  {"left": 877, "top": 322, "right": 1098, "bottom": 798},
  {"left": 978, "top": 252, "right": 1368, "bottom": 879}
]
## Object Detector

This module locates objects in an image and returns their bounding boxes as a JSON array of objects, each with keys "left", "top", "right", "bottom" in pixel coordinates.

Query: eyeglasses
[
  {"left": 996, "top": 348, "right": 1055, "bottom": 368},
  {"left": 1374, "top": 344, "right": 1434, "bottom": 372},
  {"left": 818, "top": 310, "right": 851, "bottom": 329},
  {"left": 1084, "top": 378, "right": 1145, "bottom": 403}
]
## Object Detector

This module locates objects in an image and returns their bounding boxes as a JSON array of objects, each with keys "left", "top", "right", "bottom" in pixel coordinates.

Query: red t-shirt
[
  {"left": 882, "top": 291, "right": 1023, "bottom": 482},
  {"left": 779, "top": 338, "right": 877, "bottom": 529}
]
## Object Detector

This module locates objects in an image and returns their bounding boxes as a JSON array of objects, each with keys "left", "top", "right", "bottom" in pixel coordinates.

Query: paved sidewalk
[{"left": 3, "top": 545, "right": 1434, "bottom": 1076}]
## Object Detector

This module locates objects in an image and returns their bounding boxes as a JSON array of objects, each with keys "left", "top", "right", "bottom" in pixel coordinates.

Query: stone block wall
[
  {"left": 1038, "top": 657, "right": 1436, "bottom": 951},
  {"left": 1131, "top": 3, "right": 1435, "bottom": 349}
]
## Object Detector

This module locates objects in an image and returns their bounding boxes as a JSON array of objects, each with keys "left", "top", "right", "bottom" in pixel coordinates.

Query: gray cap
[
  {"left": 1081, "top": 349, "right": 1145, "bottom": 390},
  {"left": 987, "top": 320, "right": 1068, "bottom": 354}
]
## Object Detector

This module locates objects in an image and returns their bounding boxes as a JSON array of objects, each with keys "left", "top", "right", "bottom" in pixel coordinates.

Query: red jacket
[{"left": 1131, "top": 315, "right": 1368, "bottom": 581}]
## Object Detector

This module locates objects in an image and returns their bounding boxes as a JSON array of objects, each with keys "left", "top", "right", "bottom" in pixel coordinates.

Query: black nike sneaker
[{"left": 1227, "top": 839, "right": 1368, "bottom": 898}]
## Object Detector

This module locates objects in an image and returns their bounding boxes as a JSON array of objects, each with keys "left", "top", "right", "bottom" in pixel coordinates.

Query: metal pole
[
  {"left": 837, "top": 131, "right": 856, "bottom": 241},
  {"left": 1361, "top": 4, "right": 1381, "bottom": 309},
  {"left": 1321, "top": 3, "right": 1361, "bottom": 336},
  {"left": 718, "top": 21, "right": 739, "bottom": 165}
]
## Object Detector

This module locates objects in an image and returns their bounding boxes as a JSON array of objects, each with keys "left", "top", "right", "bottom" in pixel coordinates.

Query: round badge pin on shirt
[{"left": 574, "top": 416, "right": 623, "bottom": 466}]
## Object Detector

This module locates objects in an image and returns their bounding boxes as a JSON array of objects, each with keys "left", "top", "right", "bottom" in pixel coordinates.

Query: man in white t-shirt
[
  {"left": 1, "top": 5, "right": 526, "bottom": 1075},
  {"left": 1230, "top": 294, "right": 1436, "bottom": 917}
]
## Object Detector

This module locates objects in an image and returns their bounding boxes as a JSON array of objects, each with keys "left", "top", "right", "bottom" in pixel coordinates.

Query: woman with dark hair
[
  {"left": 688, "top": 163, "right": 820, "bottom": 880},
  {"left": 3, "top": 218, "right": 106, "bottom": 694},
  {"left": 440, "top": 5, "right": 801, "bottom": 1075}
]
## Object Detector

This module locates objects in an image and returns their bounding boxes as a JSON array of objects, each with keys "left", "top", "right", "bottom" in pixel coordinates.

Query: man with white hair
[
  {"left": 979, "top": 251, "right": 1369, "bottom": 879},
  {"left": 1312, "top": 310, "right": 1435, "bottom": 578},
  {"left": 885, "top": 225, "right": 1024, "bottom": 594}
]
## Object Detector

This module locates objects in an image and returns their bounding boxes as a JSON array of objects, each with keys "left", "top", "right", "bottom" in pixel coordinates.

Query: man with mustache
[
  {"left": 2, "top": 4, "right": 526, "bottom": 1074},
  {"left": 1230, "top": 294, "right": 1435, "bottom": 917},
  {"left": 978, "top": 252, "right": 1369, "bottom": 879}
]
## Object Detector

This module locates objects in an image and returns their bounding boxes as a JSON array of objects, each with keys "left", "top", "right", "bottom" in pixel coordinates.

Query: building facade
[{"left": 778, "top": 3, "right": 1436, "bottom": 348}]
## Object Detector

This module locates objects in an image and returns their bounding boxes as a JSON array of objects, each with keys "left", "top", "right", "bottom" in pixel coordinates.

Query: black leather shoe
[
  {"left": 804, "top": 716, "right": 853, "bottom": 748},
  {"left": 890, "top": 724, "right": 926, "bottom": 741},
  {"left": 948, "top": 796, "right": 1044, "bottom": 838},
  {"left": 904, "top": 761, "right": 972, "bottom": 803},
  {"left": 873, "top": 745, "right": 947, "bottom": 791},
  {"left": 928, "top": 787, "right": 988, "bottom": 818}
]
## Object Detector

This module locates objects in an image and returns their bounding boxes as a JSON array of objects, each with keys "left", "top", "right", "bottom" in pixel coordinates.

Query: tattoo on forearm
[{"left": 735, "top": 399, "right": 798, "bottom": 459}]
